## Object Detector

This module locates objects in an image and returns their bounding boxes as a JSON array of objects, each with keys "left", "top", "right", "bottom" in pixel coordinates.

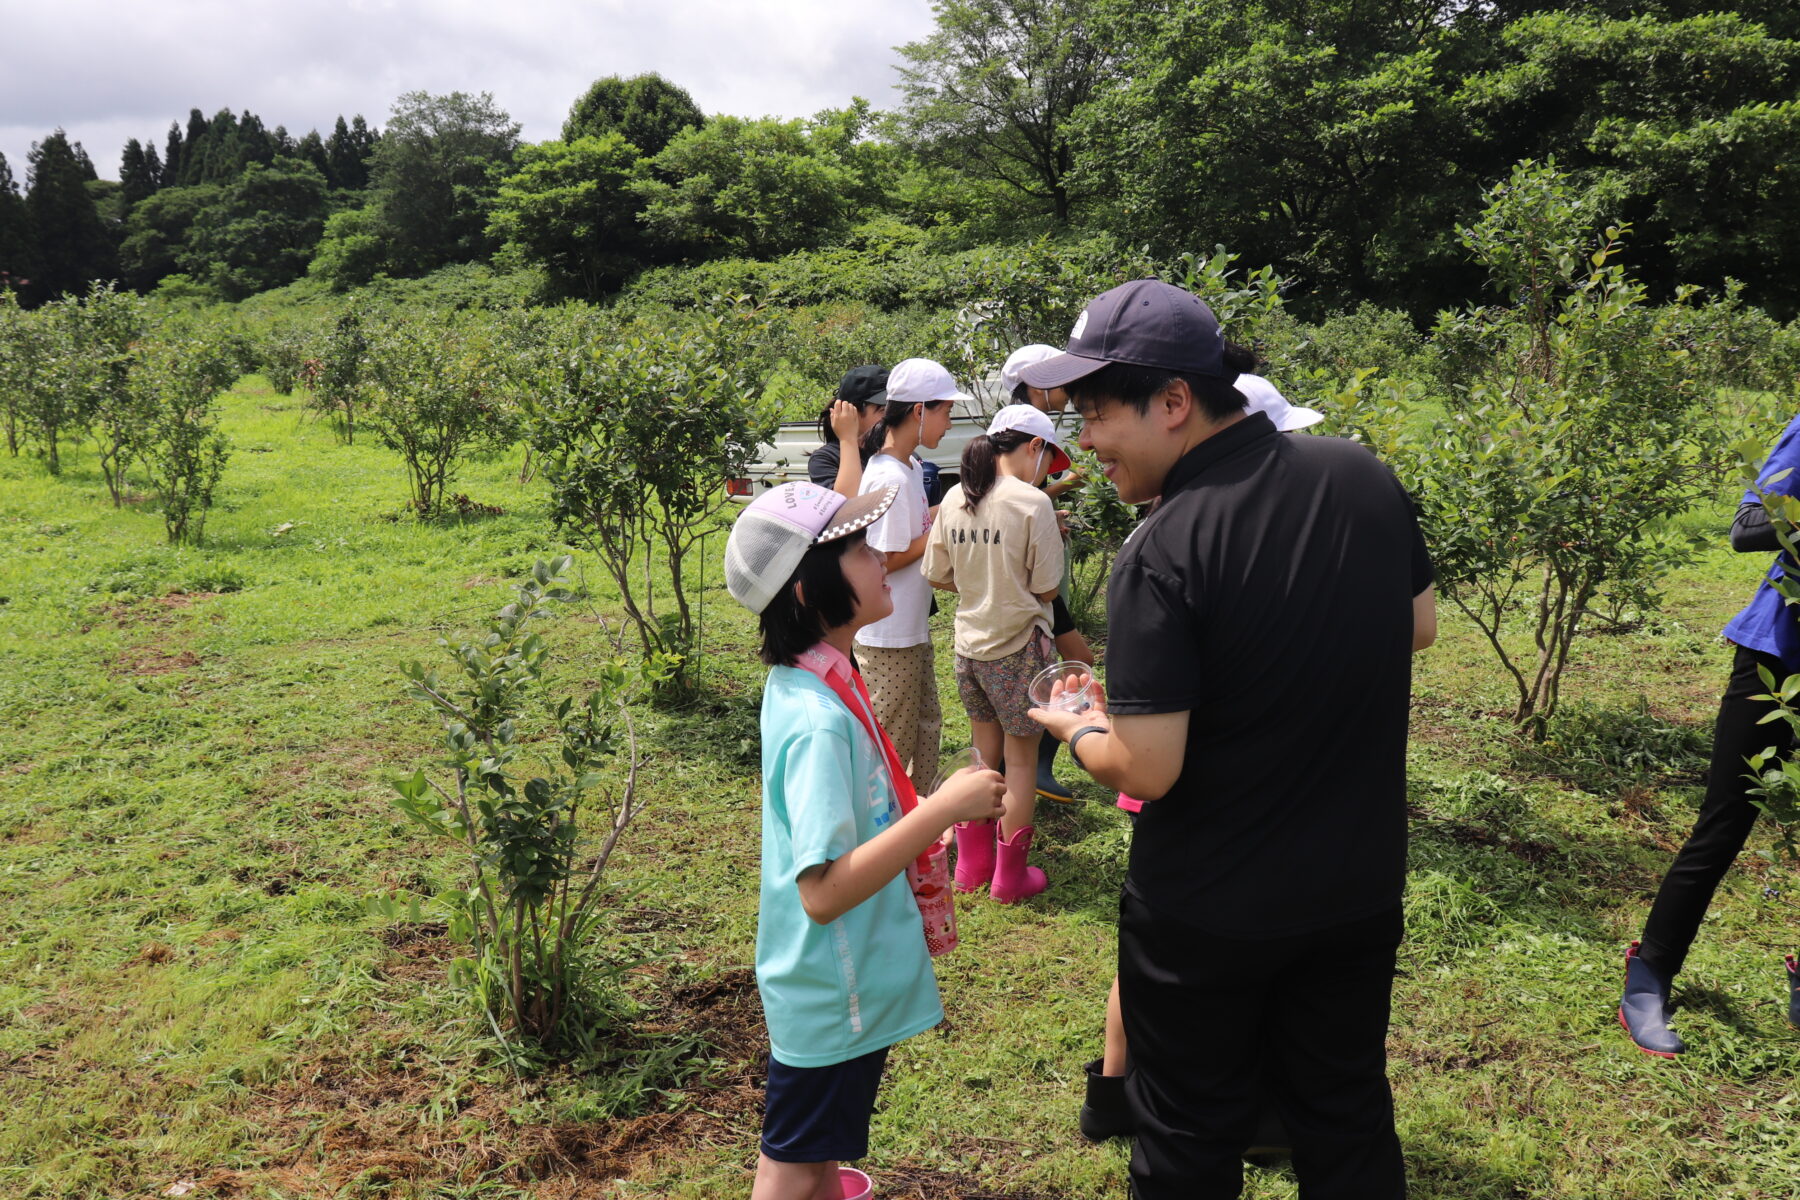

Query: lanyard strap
[{"left": 816, "top": 666, "right": 932, "bottom": 875}]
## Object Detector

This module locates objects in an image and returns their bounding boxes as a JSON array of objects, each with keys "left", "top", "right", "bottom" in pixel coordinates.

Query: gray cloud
[{"left": 0, "top": 0, "right": 935, "bottom": 183}]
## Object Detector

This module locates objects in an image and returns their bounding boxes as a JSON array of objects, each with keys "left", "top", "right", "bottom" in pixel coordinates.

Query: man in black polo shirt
[{"left": 1024, "top": 280, "right": 1435, "bottom": 1199}]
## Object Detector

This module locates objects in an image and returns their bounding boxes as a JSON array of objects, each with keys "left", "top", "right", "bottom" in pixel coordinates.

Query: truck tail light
[{"left": 725, "top": 477, "right": 753, "bottom": 497}]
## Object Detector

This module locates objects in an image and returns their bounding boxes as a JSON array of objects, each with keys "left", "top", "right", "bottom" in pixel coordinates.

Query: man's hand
[{"left": 1028, "top": 670, "right": 1109, "bottom": 744}]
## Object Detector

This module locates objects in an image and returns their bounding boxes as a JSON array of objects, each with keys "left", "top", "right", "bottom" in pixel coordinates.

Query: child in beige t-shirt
[{"left": 922, "top": 405, "right": 1069, "bottom": 903}]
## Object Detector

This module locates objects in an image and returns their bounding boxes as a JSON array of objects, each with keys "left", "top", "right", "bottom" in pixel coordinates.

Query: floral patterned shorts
[{"left": 954, "top": 631, "right": 1052, "bottom": 738}]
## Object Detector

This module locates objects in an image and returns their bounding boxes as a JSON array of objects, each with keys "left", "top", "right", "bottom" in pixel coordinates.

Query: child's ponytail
[{"left": 959, "top": 429, "right": 1033, "bottom": 512}]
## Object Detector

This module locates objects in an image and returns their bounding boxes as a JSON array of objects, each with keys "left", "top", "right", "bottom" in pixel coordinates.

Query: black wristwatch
[{"left": 1068, "top": 724, "right": 1109, "bottom": 770}]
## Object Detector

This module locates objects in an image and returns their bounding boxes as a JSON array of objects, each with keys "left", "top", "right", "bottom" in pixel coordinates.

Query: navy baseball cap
[{"left": 1019, "top": 279, "right": 1231, "bottom": 390}]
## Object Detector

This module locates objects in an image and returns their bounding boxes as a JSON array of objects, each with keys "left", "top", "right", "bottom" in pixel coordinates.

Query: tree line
[{"left": 4, "top": 0, "right": 1800, "bottom": 322}]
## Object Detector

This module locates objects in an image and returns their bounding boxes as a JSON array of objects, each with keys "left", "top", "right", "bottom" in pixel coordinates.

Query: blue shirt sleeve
[
  {"left": 777, "top": 725, "right": 860, "bottom": 885},
  {"left": 1744, "top": 414, "right": 1800, "bottom": 504}
]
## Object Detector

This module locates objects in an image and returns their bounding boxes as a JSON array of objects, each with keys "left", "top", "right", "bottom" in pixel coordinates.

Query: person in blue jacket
[{"left": 1621, "top": 413, "right": 1800, "bottom": 1056}]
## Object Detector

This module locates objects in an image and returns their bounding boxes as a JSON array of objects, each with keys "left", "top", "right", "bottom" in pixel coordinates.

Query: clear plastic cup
[
  {"left": 932, "top": 746, "right": 987, "bottom": 793},
  {"left": 1029, "top": 661, "right": 1095, "bottom": 713}
]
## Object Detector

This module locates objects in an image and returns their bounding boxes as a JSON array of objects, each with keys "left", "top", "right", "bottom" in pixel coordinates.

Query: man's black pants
[
  {"left": 1639, "top": 644, "right": 1791, "bottom": 978},
  {"left": 1119, "top": 893, "right": 1405, "bottom": 1199}
]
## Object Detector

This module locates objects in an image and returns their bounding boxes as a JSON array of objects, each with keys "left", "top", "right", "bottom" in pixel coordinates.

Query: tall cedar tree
[
  {"left": 0, "top": 153, "right": 35, "bottom": 290},
  {"left": 25, "top": 131, "right": 114, "bottom": 302},
  {"left": 296, "top": 130, "right": 332, "bottom": 184},
  {"left": 119, "top": 140, "right": 158, "bottom": 208},
  {"left": 178, "top": 109, "right": 209, "bottom": 185},
  {"left": 327, "top": 115, "right": 379, "bottom": 190},
  {"left": 162, "top": 123, "right": 184, "bottom": 187}
]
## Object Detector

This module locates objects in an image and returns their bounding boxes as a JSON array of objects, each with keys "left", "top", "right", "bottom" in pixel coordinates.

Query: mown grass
[{"left": 2, "top": 377, "right": 1798, "bottom": 1198}]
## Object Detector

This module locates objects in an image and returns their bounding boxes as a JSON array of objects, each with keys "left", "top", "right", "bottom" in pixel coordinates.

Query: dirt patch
[
  {"left": 101, "top": 591, "right": 222, "bottom": 629},
  {"left": 201, "top": 954, "right": 771, "bottom": 1196},
  {"left": 207, "top": 946, "right": 1065, "bottom": 1198},
  {"left": 134, "top": 942, "right": 176, "bottom": 965},
  {"left": 113, "top": 647, "right": 201, "bottom": 676}
]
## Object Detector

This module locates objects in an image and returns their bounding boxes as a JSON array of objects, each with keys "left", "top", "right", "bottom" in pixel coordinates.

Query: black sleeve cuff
[{"left": 1732, "top": 500, "right": 1782, "bottom": 553}]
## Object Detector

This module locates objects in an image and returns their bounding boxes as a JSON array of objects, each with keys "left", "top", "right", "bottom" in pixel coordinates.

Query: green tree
[
  {"left": 25, "top": 130, "right": 116, "bottom": 302},
  {"left": 176, "top": 109, "right": 209, "bottom": 185},
  {"left": 0, "top": 152, "right": 35, "bottom": 297},
  {"left": 525, "top": 302, "right": 780, "bottom": 694},
  {"left": 1383, "top": 161, "right": 1725, "bottom": 733},
  {"left": 294, "top": 129, "right": 332, "bottom": 184},
  {"left": 135, "top": 321, "right": 247, "bottom": 545},
  {"left": 161, "top": 122, "right": 184, "bottom": 188},
  {"left": 365, "top": 91, "right": 520, "bottom": 275},
  {"left": 488, "top": 134, "right": 649, "bottom": 299},
  {"left": 307, "top": 205, "right": 390, "bottom": 290},
  {"left": 1457, "top": 12, "right": 1800, "bottom": 316},
  {"left": 118, "top": 183, "right": 219, "bottom": 292},
  {"left": 0, "top": 289, "right": 85, "bottom": 473},
  {"left": 897, "top": 0, "right": 1112, "bottom": 224},
  {"left": 393, "top": 556, "right": 655, "bottom": 1050},
  {"left": 70, "top": 283, "right": 153, "bottom": 504},
  {"left": 1075, "top": 0, "right": 1460, "bottom": 312},
  {"left": 562, "top": 73, "right": 704, "bottom": 155},
  {"left": 634, "top": 113, "right": 869, "bottom": 259},
  {"left": 362, "top": 311, "right": 521, "bottom": 515},
  {"left": 119, "top": 139, "right": 158, "bottom": 209},
  {"left": 182, "top": 158, "right": 329, "bottom": 299},
  {"left": 326, "top": 114, "right": 379, "bottom": 191},
  {"left": 311, "top": 300, "right": 373, "bottom": 442},
  {"left": 0, "top": 291, "right": 58, "bottom": 460}
]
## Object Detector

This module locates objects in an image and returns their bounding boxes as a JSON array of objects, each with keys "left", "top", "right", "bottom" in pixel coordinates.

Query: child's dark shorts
[{"left": 761, "top": 1046, "right": 890, "bottom": 1163}]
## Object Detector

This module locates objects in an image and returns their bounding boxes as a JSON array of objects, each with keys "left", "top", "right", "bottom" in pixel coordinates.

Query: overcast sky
[{"left": 0, "top": 0, "right": 938, "bottom": 185}]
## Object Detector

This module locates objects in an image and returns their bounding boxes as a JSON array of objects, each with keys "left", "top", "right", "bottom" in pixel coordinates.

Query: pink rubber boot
[
  {"left": 953, "top": 820, "right": 996, "bottom": 893},
  {"left": 991, "top": 824, "right": 1048, "bottom": 904}
]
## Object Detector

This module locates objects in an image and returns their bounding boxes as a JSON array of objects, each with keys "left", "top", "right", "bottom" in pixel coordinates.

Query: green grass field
[{"left": 3, "top": 377, "right": 1798, "bottom": 1198}]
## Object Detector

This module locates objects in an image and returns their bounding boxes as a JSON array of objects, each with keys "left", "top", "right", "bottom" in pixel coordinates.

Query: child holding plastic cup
[
  {"left": 922, "top": 405, "right": 1070, "bottom": 902},
  {"left": 726, "top": 480, "right": 1006, "bottom": 1200}
]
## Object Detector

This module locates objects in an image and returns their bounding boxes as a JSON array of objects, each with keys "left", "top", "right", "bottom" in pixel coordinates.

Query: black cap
[
  {"left": 1019, "top": 280, "right": 1229, "bottom": 390},
  {"left": 836, "top": 364, "right": 889, "bottom": 407}
]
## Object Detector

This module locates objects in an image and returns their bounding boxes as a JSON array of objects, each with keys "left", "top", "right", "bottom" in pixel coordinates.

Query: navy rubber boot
[
  {"left": 1787, "top": 955, "right": 1799, "bottom": 1030},
  {"left": 1619, "top": 941, "right": 1684, "bottom": 1057},
  {"left": 1036, "top": 731, "right": 1075, "bottom": 804},
  {"left": 1078, "top": 1059, "right": 1132, "bottom": 1141}
]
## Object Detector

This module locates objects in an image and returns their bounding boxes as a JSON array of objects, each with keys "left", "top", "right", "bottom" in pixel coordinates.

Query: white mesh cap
[{"left": 725, "top": 481, "right": 900, "bottom": 613}]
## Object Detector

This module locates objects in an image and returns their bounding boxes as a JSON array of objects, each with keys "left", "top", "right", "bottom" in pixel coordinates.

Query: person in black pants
[
  {"left": 1622, "top": 418, "right": 1800, "bottom": 1055},
  {"left": 1025, "top": 280, "right": 1435, "bottom": 1200}
]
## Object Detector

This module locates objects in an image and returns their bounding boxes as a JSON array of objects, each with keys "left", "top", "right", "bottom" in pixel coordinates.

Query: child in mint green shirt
[{"left": 724, "top": 480, "right": 1004, "bottom": 1200}]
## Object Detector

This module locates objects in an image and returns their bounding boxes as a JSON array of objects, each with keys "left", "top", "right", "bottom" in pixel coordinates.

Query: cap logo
[{"left": 1070, "top": 310, "right": 1089, "bottom": 341}]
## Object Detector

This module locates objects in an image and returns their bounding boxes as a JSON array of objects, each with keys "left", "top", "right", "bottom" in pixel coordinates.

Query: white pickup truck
[{"left": 727, "top": 381, "right": 1074, "bottom": 502}]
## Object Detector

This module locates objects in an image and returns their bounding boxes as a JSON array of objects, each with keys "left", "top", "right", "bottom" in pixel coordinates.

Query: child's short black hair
[{"left": 758, "top": 531, "right": 864, "bottom": 666}]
